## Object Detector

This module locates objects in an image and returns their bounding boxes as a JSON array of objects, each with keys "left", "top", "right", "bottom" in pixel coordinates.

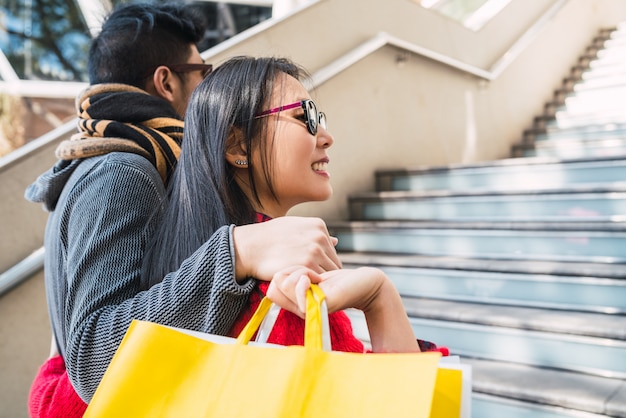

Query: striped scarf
[{"left": 56, "top": 83, "right": 184, "bottom": 184}]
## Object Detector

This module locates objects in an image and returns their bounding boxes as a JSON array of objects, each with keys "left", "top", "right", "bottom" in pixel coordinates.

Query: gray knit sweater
[{"left": 25, "top": 152, "right": 255, "bottom": 402}]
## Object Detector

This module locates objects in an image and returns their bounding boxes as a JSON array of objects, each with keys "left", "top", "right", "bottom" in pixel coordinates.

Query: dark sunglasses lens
[
  {"left": 318, "top": 112, "right": 327, "bottom": 130},
  {"left": 305, "top": 100, "right": 317, "bottom": 135}
]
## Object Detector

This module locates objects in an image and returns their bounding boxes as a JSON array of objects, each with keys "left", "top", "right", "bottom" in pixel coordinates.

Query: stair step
[
  {"left": 573, "top": 74, "right": 626, "bottom": 91},
  {"left": 549, "top": 111, "right": 626, "bottom": 130},
  {"left": 583, "top": 52, "right": 624, "bottom": 74},
  {"left": 564, "top": 87, "right": 626, "bottom": 110},
  {"left": 582, "top": 60, "right": 626, "bottom": 78},
  {"left": 348, "top": 188, "right": 626, "bottom": 222},
  {"left": 518, "top": 138, "right": 626, "bottom": 159},
  {"left": 605, "top": 34, "right": 626, "bottom": 45},
  {"left": 473, "top": 392, "right": 621, "bottom": 418},
  {"left": 340, "top": 252, "right": 626, "bottom": 313},
  {"left": 469, "top": 359, "right": 626, "bottom": 418},
  {"left": 534, "top": 129, "right": 626, "bottom": 142},
  {"left": 531, "top": 123, "right": 626, "bottom": 139},
  {"left": 535, "top": 105, "right": 626, "bottom": 130},
  {"left": 338, "top": 252, "right": 626, "bottom": 279},
  {"left": 522, "top": 127, "right": 626, "bottom": 148},
  {"left": 347, "top": 299, "right": 626, "bottom": 378},
  {"left": 375, "top": 156, "right": 626, "bottom": 193},
  {"left": 593, "top": 46, "right": 626, "bottom": 67},
  {"left": 330, "top": 220, "right": 626, "bottom": 263},
  {"left": 610, "top": 23, "right": 626, "bottom": 40},
  {"left": 401, "top": 298, "right": 625, "bottom": 341}
]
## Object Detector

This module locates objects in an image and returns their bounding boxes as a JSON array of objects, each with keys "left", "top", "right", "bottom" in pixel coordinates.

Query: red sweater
[
  {"left": 28, "top": 355, "right": 87, "bottom": 418},
  {"left": 229, "top": 281, "right": 365, "bottom": 352}
]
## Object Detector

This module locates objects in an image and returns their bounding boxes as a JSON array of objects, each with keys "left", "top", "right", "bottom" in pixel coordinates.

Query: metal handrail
[
  {"left": 489, "top": 0, "right": 567, "bottom": 79},
  {"left": 0, "top": 247, "right": 45, "bottom": 295},
  {"left": 311, "top": 32, "right": 490, "bottom": 88},
  {"left": 0, "top": 118, "right": 76, "bottom": 172}
]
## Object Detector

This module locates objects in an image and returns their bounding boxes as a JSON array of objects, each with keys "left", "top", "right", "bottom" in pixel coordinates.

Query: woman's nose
[{"left": 318, "top": 126, "right": 334, "bottom": 148}]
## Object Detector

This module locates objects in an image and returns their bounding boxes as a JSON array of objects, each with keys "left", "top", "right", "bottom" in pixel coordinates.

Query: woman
[{"left": 143, "top": 56, "right": 429, "bottom": 353}]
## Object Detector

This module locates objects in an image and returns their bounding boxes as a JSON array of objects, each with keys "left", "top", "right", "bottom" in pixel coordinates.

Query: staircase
[{"left": 330, "top": 23, "right": 626, "bottom": 418}]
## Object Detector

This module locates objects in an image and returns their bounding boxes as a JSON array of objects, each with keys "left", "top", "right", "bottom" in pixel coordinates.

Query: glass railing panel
[
  {"left": 0, "top": 0, "right": 273, "bottom": 83},
  {"left": 418, "top": 0, "right": 512, "bottom": 31},
  {"left": 0, "top": 0, "right": 273, "bottom": 157},
  {"left": 0, "top": 0, "right": 91, "bottom": 82}
]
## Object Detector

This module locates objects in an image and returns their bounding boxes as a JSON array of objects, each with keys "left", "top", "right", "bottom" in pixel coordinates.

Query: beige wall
[
  {"left": 0, "top": 272, "right": 50, "bottom": 418},
  {"left": 0, "top": 131, "right": 65, "bottom": 272}
]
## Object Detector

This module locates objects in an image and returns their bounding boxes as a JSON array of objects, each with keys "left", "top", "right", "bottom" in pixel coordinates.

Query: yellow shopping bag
[{"left": 84, "top": 285, "right": 464, "bottom": 417}]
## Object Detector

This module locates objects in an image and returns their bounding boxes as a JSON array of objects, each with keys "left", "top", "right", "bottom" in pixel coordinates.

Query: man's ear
[
  {"left": 225, "top": 127, "right": 249, "bottom": 168},
  {"left": 149, "top": 66, "right": 177, "bottom": 104}
]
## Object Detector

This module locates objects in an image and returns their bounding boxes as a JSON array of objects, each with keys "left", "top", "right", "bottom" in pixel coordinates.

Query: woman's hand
[
  {"left": 266, "top": 265, "right": 420, "bottom": 353},
  {"left": 266, "top": 266, "right": 390, "bottom": 316},
  {"left": 264, "top": 266, "right": 323, "bottom": 317}
]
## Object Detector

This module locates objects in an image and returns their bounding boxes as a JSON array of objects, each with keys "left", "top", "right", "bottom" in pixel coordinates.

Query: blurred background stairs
[{"left": 333, "top": 22, "right": 626, "bottom": 418}]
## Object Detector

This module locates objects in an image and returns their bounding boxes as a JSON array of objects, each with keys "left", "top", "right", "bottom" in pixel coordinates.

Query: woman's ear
[{"left": 225, "top": 127, "right": 249, "bottom": 168}]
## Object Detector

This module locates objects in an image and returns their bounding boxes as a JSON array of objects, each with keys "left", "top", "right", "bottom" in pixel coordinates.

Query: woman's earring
[{"left": 235, "top": 159, "right": 248, "bottom": 166}]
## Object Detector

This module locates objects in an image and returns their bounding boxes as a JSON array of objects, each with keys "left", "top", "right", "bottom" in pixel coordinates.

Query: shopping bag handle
[
  {"left": 236, "top": 284, "right": 329, "bottom": 350},
  {"left": 305, "top": 284, "right": 326, "bottom": 349}
]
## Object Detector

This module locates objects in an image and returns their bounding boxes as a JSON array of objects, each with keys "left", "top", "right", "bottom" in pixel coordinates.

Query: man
[{"left": 26, "top": 3, "right": 340, "bottom": 416}]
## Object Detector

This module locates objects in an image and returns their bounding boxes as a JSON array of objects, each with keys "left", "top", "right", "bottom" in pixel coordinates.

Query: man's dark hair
[{"left": 88, "top": 2, "right": 206, "bottom": 87}]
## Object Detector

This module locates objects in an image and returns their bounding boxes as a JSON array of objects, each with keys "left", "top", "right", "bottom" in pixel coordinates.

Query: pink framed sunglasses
[{"left": 255, "top": 99, "right": 327, "bottom": 135}]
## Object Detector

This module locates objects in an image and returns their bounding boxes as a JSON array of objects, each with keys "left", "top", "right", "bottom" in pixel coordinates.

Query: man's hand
[{"left": 232, "top": 216, "right": 341, "bottom": 282}]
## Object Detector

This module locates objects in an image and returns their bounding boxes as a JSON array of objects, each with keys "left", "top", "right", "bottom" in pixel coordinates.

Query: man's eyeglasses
[
  {"left": 255, "top": 99, "right": 327, "bottom": 136},
  {"left": 166, "top": 63, "right": 213, "bottom": 79}
]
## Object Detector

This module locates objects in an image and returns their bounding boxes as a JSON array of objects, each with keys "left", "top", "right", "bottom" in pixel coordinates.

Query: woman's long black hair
[{"left": 141, "top": 56, "right": 309, "bottom": 288}]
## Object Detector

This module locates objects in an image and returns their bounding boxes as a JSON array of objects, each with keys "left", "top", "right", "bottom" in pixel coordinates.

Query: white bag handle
[{"left": 255, "top": 299, "right": 332, "bottom": 351}]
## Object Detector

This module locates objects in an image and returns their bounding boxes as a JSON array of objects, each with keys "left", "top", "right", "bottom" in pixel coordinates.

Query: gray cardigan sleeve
[{"left": 47, "top": 154, "right": 255, "bottom": 402}]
